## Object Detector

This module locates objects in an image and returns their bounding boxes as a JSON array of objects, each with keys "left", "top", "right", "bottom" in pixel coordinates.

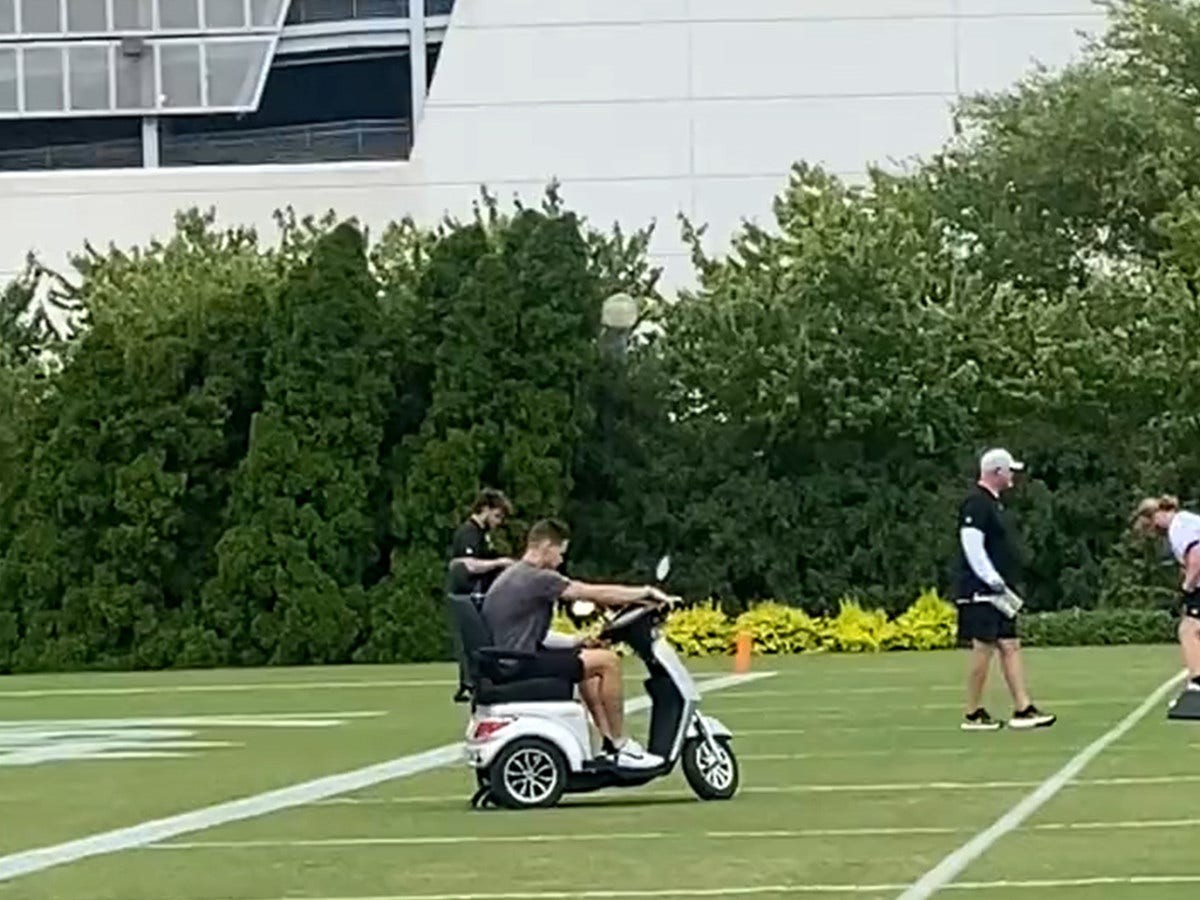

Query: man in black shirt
[
  {"left": 446, "top": 489, "right": 515, "bottom": 701},
  {"left": 952, "top": 448, "right": 1056, "bottom": 732},
  {"left": 447, "top": 489, "right": 515, "bottom": 599}
]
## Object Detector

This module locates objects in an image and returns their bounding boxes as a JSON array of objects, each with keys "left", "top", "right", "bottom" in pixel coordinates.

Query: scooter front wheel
[
  {"left": 681, "top": 736, "right": 739, "bottom": 801},
  {"left": 489, "top": 737, "right": 569, "bottom": 810}
]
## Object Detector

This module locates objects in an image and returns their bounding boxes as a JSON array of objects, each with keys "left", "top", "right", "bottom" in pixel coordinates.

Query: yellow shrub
[
  {"left": 887, "top": 588, "right": 957, "bottom": 651},
  {"left": 732, "top": 602, "right": 826, "bottom": 654},
  {"left": 663, "top": 602, "right": 734, "bottom": 657},
  {"left": 545, "top": 590, "right": 957, "bottom": 657},
  {"left": 820, "top": 598, "right": 897, "bottom": 653},
  {"left": 549, "top": 609, "right": 583, "bottom": 637}
]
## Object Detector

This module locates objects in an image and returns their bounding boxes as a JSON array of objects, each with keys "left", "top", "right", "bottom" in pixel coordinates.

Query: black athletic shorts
[
  {"left": 523, "top": 648, "right": 585, "bottom": 683},
  {"left": 957, "top": 600, "right": 1018, "bottom": 645},
  {"left": 1182, "top": 596, "right": 1200, "bottom": 621}
]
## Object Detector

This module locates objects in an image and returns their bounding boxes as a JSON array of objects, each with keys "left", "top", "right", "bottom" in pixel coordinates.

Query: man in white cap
[{"left": 952, "top": 448, "right": 1057, "bottom": 731}]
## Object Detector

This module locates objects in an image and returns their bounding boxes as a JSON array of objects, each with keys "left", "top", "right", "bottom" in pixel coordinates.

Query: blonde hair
[{"left": 1132, "top": 494, "right": 1180, "bottom": 528}]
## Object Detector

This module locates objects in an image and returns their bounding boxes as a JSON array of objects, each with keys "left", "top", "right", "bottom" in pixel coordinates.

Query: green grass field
[{"left": 1, "top": 646, "right": 1198, "bottom": 900}]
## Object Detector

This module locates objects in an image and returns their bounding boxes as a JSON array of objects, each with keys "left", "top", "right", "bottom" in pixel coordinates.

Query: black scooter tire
[
  {"left": 681, "top": 736, "right": 739, "bottom": 801},
  {"left": 488, "top": 737, "right": 569, "bottom": 810}
]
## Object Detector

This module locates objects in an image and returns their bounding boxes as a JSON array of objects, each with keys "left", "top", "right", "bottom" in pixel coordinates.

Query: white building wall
[{"left": 0, "top": 0, "right": 1106, "bottom": 294}]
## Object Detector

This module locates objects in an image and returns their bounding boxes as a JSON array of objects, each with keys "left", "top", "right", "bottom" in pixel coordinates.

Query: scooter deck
[{"left": 1167, "top": 688, "right": 1200, "bottom": 721}]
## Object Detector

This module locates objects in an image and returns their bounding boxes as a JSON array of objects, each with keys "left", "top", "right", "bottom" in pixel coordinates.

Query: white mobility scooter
[{"left": 448, "top": 557, "right": 740, "bottom": 810}]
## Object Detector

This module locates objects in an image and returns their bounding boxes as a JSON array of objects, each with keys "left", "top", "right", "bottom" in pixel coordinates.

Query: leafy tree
[
  {"left": 0, "top": 212, "right": 276, "bottom": 671},
  {"left": 202, "top": 221, "right": 390, "bottom": 666}
]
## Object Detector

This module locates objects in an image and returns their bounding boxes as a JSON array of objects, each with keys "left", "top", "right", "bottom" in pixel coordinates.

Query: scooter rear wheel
[
  {"left": 489, "top": 737, "right": 569, "bottom": 810},
  {"left": 681, "top": 736, "right": 739, "bottom": 801}
]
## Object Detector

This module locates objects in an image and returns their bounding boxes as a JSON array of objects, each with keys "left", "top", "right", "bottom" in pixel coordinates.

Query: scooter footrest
[{"left": 1168, "top": 688, "right": 1200, "bottom": 721}]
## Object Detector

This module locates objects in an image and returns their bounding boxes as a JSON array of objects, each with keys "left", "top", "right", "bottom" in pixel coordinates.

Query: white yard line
[
  {"left": 151, "top": 816, "right": 1200, "bottom": 851},
  {"left": 236, "top": 876, "right": 1200, "bottom": 900},
  {"left": 0, "top": 711, "right": 385, "bottom": 728},
  {"left": 316, "top": 772, "right": 1200, "bottom": 806},
  {"left": 0, "top": 671, "right": 773, "bottom": 883},
  {"left": 0, "top": 680, "right": 457, "bottom": 698},
  {"left": 896, "top": 669, "right": 1189, "bottom": 900},
  {"left": 0, "top": 674, "right": 671, "bottom": 699}
]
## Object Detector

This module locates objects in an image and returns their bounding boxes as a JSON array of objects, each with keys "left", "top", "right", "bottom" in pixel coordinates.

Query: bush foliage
[
  {"left": 5, "top": 1, "right": 1200, "bottom": 671},
  {"left": 553, "top": 593, "right": 1174, "bottom": 657}
]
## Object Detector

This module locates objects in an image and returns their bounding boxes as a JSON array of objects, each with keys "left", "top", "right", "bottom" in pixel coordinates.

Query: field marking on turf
[
  {"left": 897, "top": 669, "right": 1189, "bottom": 900},
  {"left": 238, "top": 875, "right": 1200, "bottom": 900},
  {"left": 0, "top": 712, "right": 383, "bottom": 767},
  {"left": 719, "top": 697, "right": 1153, "bottom": 717},
  {"left": 152, "top": 816, "right": 1200, "bottom": 851},
  {"left": 0, "top": 671, "right": 773, "bottom": 883},
  {"left": 0, "top": 680, "right": 458, "bottom": 698},
  {"left": 317, "top": 773, "right": 1200, "bottom": 806},
  {"left": 0, "top": 674, "right": 673, "bottom": 699}
]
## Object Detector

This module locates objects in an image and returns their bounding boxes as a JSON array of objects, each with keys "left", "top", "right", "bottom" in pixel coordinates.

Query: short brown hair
[
  {"left": 1132, "top": 494, "right": 1180, "bottom": 528},
  {"left": 527, "top": 518, "right": 570, "bottom": 547},
  {"left": 472, "top": 489, "right": 512, "bottom": 516}
]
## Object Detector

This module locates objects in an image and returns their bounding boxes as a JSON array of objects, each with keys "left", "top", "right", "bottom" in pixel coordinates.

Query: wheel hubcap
[
  {"left": 696, "top": 741, "right": 734, "bottom": 790},
  {"left": 503, "top": 748, "right": 558, "bottom": 803}
]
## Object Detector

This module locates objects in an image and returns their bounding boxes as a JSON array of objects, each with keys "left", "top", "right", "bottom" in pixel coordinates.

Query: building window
[
  {"left": 0, "top": 48, "right": 16, "bottom": 111},
  {"left": 159, "top": 0, "right": 200, "bottom": 30},
  {"left": 159, "top": 41, "right": 202, "bottom": 106},
  {"left": 22, "top": 0, "right": 63, "bottom": 34},
  {"left": 204, "top": 0, "right": 245, "bottom": 28},
  {"left": 68, "top": 44, "right": 111, "bottom": 110},
  {"left": 24, "top": 47, "right": 66, "bottom": 111},
  {"left": 112, "top": 0, "right": 154, "bottom": 30},
  {"left": 67, "top": 0, "right": 110, "bottom": 33}
]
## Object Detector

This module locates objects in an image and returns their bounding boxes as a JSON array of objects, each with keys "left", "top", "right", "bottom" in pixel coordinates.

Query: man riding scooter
[{"left": 480, "top": 518, "right": 676, "bottom": 770}]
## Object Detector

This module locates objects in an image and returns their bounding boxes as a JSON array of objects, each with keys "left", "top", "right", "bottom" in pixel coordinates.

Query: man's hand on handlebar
[{"left": 644, "top": 586, "right": 683, "bottom": 607}]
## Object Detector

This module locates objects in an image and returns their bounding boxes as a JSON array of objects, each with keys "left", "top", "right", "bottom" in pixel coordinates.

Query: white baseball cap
[{"left": 980, "top": 447, "right": 1024, "bottom": 474}]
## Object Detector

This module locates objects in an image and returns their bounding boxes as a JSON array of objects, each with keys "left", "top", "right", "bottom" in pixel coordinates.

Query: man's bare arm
[
  {"left": 1183, "top": 544, "right": 1200, "bottom": 592},
  {"left": 450, "top": 556, "right": 513, "bottom": 575},
  {"left": 561, "top": 581, "right": 659, "bottom": 607}
]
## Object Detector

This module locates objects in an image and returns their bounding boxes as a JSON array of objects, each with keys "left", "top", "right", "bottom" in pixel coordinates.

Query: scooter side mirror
[{"left": 655, "top": 555, "right": 671, "bottom": 582}]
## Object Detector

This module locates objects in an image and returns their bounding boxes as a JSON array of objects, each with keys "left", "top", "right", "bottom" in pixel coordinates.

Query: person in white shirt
[{"left": 1132, "top": 495, "right": 1200, "bottom": 691}]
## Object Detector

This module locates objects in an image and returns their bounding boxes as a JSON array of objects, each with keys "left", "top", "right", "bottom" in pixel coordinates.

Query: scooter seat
[{"left": 474, "top": 676, "right": 574, "bottom": 705}]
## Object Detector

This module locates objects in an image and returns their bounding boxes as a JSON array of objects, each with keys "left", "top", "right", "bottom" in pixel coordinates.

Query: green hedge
[{"left": 1019, "top": 608, "right": 1178, "bottom": 648}]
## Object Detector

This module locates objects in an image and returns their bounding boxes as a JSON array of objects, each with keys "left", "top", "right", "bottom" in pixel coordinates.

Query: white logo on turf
[{"left": 0, "top": 711, "right": 383, "bottom": 767}]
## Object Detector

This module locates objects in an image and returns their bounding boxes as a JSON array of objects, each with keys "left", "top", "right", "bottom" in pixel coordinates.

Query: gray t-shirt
[{"left": 481, "top": 561, "right": 570, "bottom": 653}]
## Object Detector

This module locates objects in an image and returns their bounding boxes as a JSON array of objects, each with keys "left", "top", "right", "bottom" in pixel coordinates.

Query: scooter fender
[
  {"left": 467, "top": 706, "right": 591, "bottom": 772},
  {"left": 686, "top": 713, "right": 732, "bottom": 741}
]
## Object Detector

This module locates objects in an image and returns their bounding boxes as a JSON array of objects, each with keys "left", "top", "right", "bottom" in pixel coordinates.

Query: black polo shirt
[
  {"left": 953, "top": 484, "right": 1020, "bottom": 598},
  {"left": 446, "top": 518, "right": 497, "bottom": 595}
]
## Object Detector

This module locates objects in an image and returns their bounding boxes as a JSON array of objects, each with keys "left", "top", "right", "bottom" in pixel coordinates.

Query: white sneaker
[{"left": 613, "top": 738, "right": 664, "bottom": 770}]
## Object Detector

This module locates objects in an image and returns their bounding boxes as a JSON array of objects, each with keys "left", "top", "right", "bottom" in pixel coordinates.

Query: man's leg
[
  {"left": 1178, "top": 616, "right": 1200, "bottom": 684},
  {"left": 997, "top": 638, "right": 1033, "bottom": 710},
  {"left": 578, "top": 648, "right": 662, "bottom": 767},
  {"left": 999, "top": 634, "right": 1057, "bottom": 728},
  {"left": 580, "top": 648, "right": 624, "bottom": 742},
  {"left": 577, "top": 675, "right": 613, "bottom": 742},
  {"left": 966, "top": 639, "right": 994, "bottom": 713}
]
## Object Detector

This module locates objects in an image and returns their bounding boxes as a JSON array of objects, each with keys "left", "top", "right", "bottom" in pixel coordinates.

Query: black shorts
[
  {"left": 1183, "top": 598, "right": 1200, "bottom": 621},
  {"left": 957, "top": 600, "right": 1018, "bottom": 645},
  {"left": 523, "top": 648, "right": 584, "bottom": 684}
]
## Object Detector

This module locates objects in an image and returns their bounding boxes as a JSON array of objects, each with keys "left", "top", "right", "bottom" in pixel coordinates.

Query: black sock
[
  {"left": 601, "top": 737, "right": 618, "bottom": 755},
  {"left": 1191, "top": 676, "right": 1200, "bottom": 687}
]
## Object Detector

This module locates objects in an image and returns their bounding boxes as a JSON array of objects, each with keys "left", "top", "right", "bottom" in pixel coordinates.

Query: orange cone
[{"left": 734, "top": 631, "right": 752, "bottom": 673}]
